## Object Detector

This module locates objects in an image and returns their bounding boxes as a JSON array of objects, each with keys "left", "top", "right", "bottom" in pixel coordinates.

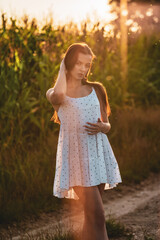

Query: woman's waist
[
  {"left": 60, "top": 116, "right": 100, "bottom": 134},
  {"left": 61, "top": 115, "right": 100, "bottom": 125}
]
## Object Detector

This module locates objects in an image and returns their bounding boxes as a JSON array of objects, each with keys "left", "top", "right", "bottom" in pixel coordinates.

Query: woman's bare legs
[
  {"left": 73, "top": 184, "right": 109, "bottom": 240},
  {"left": 97, "top": 183, "right": 106, "bottom": 199}
]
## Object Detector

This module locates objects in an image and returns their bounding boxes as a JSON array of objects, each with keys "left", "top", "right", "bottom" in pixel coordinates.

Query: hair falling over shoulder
[{"left": 49, "top": 42, "right": 111, "bottom": 125}]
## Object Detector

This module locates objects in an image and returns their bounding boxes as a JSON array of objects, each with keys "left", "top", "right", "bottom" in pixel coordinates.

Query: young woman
[{"left": 46, "top": 42, "right": 122, "bottom": 240}]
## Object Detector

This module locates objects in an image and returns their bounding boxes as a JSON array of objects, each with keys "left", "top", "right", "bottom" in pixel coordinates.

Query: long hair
[{"left": 50, "top": 42, "right": 111, "bottom": 124}]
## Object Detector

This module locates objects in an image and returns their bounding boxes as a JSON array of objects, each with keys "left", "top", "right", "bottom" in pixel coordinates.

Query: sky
[{"left": 0, "top": 0, "right": 117, "bottom": 27}]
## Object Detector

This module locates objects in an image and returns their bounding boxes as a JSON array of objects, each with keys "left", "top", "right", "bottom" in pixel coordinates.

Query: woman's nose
[{"left": 81, "top": 65, "right": 85, "bottom": 72}]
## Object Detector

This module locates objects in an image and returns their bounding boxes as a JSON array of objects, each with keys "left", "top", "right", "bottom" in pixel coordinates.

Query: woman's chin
[{"left": 75, "top": 76, "right": 83, "bottom": 80}]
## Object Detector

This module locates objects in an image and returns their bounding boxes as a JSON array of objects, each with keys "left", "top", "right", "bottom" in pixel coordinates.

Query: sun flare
[{"left": 0, "top": 0, "right": 117, "bottom": 28}]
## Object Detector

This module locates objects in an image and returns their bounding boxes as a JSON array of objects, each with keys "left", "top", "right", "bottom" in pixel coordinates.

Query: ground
[{"left": 0, "top": 172, "right": 160, "bottom": 240}]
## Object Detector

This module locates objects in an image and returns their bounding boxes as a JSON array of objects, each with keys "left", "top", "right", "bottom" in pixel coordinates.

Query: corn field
[{"left": 0, "top": 14, "right": 160, "bottom": 223}]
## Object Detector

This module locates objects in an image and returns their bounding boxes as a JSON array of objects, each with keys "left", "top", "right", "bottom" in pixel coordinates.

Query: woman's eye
[{"left": 76, "top": 62, "right": 90, "bottom": 68}]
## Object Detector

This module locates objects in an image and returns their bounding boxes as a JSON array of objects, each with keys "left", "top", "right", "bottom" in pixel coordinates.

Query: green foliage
[
  {"left": 106, "top": 217, "right": 133, "bottom": 238},
  {"left": 108, "top": 106, "right": 160, "bottom": 184},
  {"left": 0, "top": 14, "right": 160, "bottom": 150},
  {"left": 106, "top": 218, "right": 125, "bottom": 237},
  {"left": 128, "top": 35, "right": 160, "bottom": 106},
  {"left": 0, "top": 133, "right": 62, "bottom": 224}
]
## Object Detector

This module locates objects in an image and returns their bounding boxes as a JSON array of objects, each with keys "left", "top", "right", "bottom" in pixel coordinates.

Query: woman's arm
[
  {"left": 100, "top": 108, "right": 111, "bottom": 134},
  {"left": 46, "top": 59, "right": 67, "bottom": 105},
  {"left": 83, "top": 107, "right": 111, "bottom": 135}
]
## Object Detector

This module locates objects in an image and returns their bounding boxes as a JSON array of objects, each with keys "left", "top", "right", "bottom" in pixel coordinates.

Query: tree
[{"left": 120, "top": 0, "right": 128, "bottom": 104}]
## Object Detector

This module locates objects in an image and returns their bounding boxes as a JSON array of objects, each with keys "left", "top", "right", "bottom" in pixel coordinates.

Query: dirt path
[
  {"left": 1, "top": 173, "right": 160, "bottom": 239},
  {"left": 118, "top": 193, "right": 160, "bottom": 239}
]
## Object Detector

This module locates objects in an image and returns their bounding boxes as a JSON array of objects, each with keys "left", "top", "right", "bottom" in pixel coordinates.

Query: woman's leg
[
  {"left": 97, "top": 183, "right": 105, "bottom": 199},
  {"left": 73, "top": 185, "right": 109, "bottom": 240}
]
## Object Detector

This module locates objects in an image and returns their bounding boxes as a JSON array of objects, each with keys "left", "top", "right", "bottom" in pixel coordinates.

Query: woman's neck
[{"left": 67, "top": 78, "right": 83, "bottom": 89}]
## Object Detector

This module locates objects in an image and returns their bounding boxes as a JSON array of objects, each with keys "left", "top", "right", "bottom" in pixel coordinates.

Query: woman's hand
[
  {"left": 83, "top": 118, "right": 111, "bottom": 135},
  {"left": 59, "top": 58, "right": 67, "bottom": 74}
]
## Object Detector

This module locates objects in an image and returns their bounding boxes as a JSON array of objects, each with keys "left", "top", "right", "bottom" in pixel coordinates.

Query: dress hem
[{"left": 53, "top": 181, "right": 122, "bottom": 200}]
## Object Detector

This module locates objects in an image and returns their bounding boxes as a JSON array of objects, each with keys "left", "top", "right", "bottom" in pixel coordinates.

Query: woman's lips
[{"left": 78, "top": 73, "right": 84, "bottom": 77}]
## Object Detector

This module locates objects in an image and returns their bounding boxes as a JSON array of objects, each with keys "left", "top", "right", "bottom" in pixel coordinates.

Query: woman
[{"left": 46, "top": 42, "right": 122, "bottom": 240}]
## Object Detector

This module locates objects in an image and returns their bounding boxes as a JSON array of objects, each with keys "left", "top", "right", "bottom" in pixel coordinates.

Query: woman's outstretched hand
[{"left": 83, "top": 118, "right": 111, "bottom": 135}]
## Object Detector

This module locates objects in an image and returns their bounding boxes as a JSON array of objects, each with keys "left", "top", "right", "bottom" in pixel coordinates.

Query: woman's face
[{"left": 69, "top": 52, "right": 92, "bottom": 81}]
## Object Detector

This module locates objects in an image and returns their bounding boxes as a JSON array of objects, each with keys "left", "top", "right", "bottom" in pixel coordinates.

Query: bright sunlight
[{"left": 0, "top": 0, "right": 117, "bottom": 27}]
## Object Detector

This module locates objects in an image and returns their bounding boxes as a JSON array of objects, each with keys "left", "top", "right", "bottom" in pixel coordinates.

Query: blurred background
[{"left": 0, "top": 0, "right": 160, "bottom": 231}]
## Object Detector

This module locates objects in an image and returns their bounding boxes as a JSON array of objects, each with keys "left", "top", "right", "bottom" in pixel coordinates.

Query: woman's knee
[
  {"left": 73, "top": 185, "right": 106, "bottom": 225},
  {"left": 83, "top": 187, "right": 106, "bottom": 225}
]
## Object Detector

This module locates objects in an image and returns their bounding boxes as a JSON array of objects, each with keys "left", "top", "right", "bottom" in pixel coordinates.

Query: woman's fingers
[
  {"left": 86, "top": 122, "right": 98, "bottom": 126},
  {"left": 87, "top": 129, "right": 99, "bottom": 134},
  {"left": 83, "top": 124, "right": 100, "bottom": 134},
  {"left": 83, "top": 125, "right": 99, "bottom": 130},
  {"left": 88, "top": 132, "right": 97, "bottom": 135}
]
